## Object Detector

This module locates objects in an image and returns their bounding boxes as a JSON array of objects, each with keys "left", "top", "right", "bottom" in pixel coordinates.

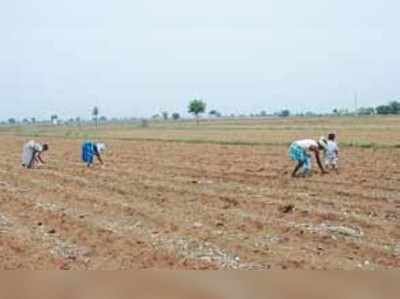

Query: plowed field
[{"left": 1, "top": 118, "right": 400, "bottom": 269}]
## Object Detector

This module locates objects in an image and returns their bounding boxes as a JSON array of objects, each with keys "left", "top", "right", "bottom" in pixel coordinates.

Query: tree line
[
  {"left": 334, "top": 100, "right": 400, "bottom": 116},
  {"left": 3, "top": 99, "right": 400, "bottom": 126}
]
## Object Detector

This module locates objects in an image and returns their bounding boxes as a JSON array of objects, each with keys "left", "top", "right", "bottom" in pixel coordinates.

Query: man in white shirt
[
  {"left": 22, "top": 140, "right": 49, "bottom": 169},
  {"left": 288, "top": 137, "right": 328, "bottom": 177}
]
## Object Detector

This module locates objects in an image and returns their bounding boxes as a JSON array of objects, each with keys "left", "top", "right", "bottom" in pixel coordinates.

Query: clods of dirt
[
  {"left": 279, "top": 204, "right": 295, "bottom": 214},
  {"left": 193, "top": 222, "right": 203, "bottom": 229}
]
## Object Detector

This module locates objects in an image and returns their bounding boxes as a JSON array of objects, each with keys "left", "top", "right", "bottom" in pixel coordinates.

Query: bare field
[{"left": 1, "top": 117, "right": 400, "bottom": 269}]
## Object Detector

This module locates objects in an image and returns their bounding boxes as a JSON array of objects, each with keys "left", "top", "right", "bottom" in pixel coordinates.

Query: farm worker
[
  {"left": 81, "top": 141, "right": 106, "bottom": 167},
  {"left": 21, "top": 140, "right": 49, "bottom": 169},
  {"left": 324, "top": 133, "right": 339, "bottom": 171},
  {"left": 288, "top": 137, "right": 328, "bottom": 177}
]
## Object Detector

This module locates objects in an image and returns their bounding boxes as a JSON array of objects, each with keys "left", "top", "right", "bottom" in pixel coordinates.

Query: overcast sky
[{"left": 1, "top": 0, "right": 399, "bottom": 120}]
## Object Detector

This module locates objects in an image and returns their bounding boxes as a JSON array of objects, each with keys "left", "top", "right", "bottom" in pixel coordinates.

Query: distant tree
[
  {"left": 22, "top": 118, "right": 29, "bottom": 124},
  {"left": 388, "top": 101, "right": 400, "bottom": 114},
  {"left": 50, "top": 114, "right": 58, "bottom": 125},
  {"left": 8, "top": 118, "right": 16, "bottom": 125},
  {"left": 279, "top": 109, "right": 290, "bottom": 117},
  {"left": 357, "top": 107, "right": 376, "bottom": 116},
  {"left": 172, "top": 112, "right": 181, "bottom": 120},
  {"left": 188, "top": 99, "right": 207, "bottom": 125},
  {"left": 152, "top": 114, "right": 161, "bottom": 120},
  {"left": 162, "top": 111, "right": 169, "bottom": 121},
  {"left": 209, "top": 110, "right": 221, "bottom": 118},
  {"left": 30, "top": 117, "right": 36, "bottom": 124},
  {"left": 259, "top": 110, "right": 267, "bottom": 117},
  {"left": 99, "top": 116, "right": 107, "bottom": 122},
  {"left": 375, "top": 100, "right": 400, "bottom": 115},
  {"left": 92, "top": 106, "right": 99, "bottom": 127},
  {"left": 333, "top": 108, "right": 350, "bottom": 116},
  {"left": 376, "top": 105, "right": 392, "bottom": 115}
]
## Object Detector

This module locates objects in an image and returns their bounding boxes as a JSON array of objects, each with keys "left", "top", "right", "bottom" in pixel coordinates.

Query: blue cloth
[
  {"left": 82, "top": 141, "right": 95, "bottom": 164},
  {"left": 288, "top": 143, "right": 311, "bottom": 171}
]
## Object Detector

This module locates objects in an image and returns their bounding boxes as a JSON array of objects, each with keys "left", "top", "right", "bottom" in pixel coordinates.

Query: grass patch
[
  {"left": 341, "top": 141, "right": 400, "bottom": 149},
  {"left": 14, "top": 132, "right": 400, "bottom": 149},
  {"left": 345, "top": 141, "right": 377, "bottom": 149}
]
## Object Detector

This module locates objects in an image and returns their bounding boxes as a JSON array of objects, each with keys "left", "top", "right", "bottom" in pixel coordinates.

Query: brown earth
[{"left": 1, "top": 135, "right": 400, "bottom": 269}]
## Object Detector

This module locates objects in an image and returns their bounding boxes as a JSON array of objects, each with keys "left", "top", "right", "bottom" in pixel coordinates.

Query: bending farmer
[
  {"left": 22, "top": 140, "right": 49, "bottom": 169},
  {"left": 288, "top": 137, "right": 328, "bottom": 177},
  {"left": 82, "top": 141, "right": 106, "bottom": 167}
]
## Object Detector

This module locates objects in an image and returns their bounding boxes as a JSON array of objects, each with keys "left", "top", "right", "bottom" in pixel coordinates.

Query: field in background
[
  {"left": 3, "top": 115, "right": 400, "bottom": 147},
  {"left": 1, "top": 116, "right": 400, "bottom": 269}
]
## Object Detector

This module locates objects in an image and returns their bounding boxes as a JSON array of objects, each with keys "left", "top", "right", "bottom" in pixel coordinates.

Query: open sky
[{"left": 1, "top": 0, "right": 399, "bottom": 120}]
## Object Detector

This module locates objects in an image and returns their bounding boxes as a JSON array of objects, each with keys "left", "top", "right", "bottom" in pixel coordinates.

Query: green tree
[
  {"left": 279, "top": 109, "right": 290, "bottom": 117},
  {"left": 172, "top": 112, "right": 180, "bottom": 120},
  {"left": 376, "top": 100, "right": 400, "bottom": 115},
  {"left": 8, "top": 118, "right": 16, "bottom": 125},
  {"left": 162, "top": 111, "right": 169, "bottom": 121},
  {"left": 388, "top": 101, "right": 400, "bottom": 114},
  {"left": 188, "top": 99, "right": 207, "bottom": 125},
  {"left": 209, "top": 110, "right": 221, "bottom": 117},
  {"left": 92, "top": 106, "right": 99, "bottom": 127},
  {"left": 259, "top": 110, "right": 267, "bottom": 117},
  {"left": 376, "top": 105, "right": 392, "bottom": 115}
]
